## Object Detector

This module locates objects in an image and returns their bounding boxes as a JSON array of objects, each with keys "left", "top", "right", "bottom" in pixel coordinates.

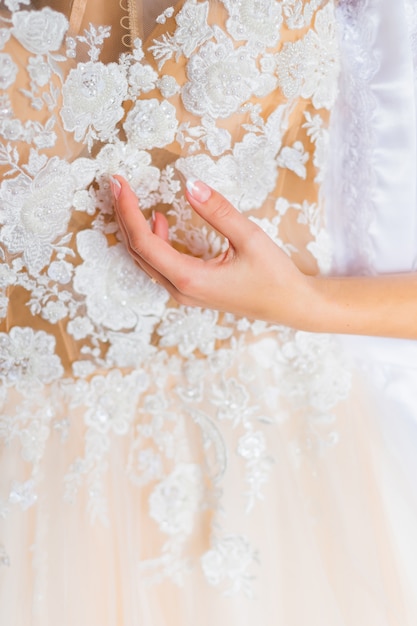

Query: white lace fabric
[{"left": 1, "top": 2, "right": 417, "bottom": 624}]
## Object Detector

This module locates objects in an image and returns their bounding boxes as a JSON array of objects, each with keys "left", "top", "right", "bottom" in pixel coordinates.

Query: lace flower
[
  {"left": 96, "top": 142, "right": 161, "bottom": 208},
  {"left": 307, "top": 229, "right": 332, "bottom": 274},
  {"left": 27, "top": 55, "right": 51, "bottom": 87},
  {"left": 212, "top": 378, "right": 250, "bottom": 425},
  {"left": 202, "top": 118, "right": 232, "bottom": 156},
  {"left": 0, "top": 156, "right": 96, "bottom": 276},
  {"left": 282, "top": 0, "right": 324, "bottom": 29},
  {"left": 9, "top": 479, "right": 37, "bottom": 511},
  {"left": 41, "top": 300, "right": 68, "bottom": 324},
  {"left": 0, "top": 265, "right": 16, "bottom": 289},
  {"left": 84, "top": 370, "right": 148, "bottom": 435},
  {"left": 201, "top": 535, "right": 256, "bottom": 594},
  {"left": 0, "top": 29, "right": 11, "bottom": 50},
  {"left": 74, "top": 230, "right": 169, "bottom": 331},
  {"left": 67, "top": 316, "right": 94, "bottom": 341},
  {"left": 4, "top": 0, "right": 30, "bottom": 12},
  {"left": 277, "top": 141, "right": 309, "bottom": 179},
  {"left": 149, "top": 464, "right": 204, "bottom": 535},
  {"left": 128, "top": 63, "right": 158, "bottom": 95},
  {"left": 182, "top": 32, "right": 260, "bottom": 118},
  {"left": 11, "top": 7, "right": 68, "bottom": 55},
  {"left": 174, "top": 0, "right": 212, "bottom": 57},
  {"left": 47, "top": 260, "right": 73, "bottom": 284},
  {"left": 275, "top": 34, "right": 303, "bottom": 96},
  {"left": 157, "top": 307, "right": 233, "bottom": 357},
  {"left": 177, "top": 132, "right": 278, "bottom": 211},
  {"left": 157, "top": 75, "right": 180, "bottom": 98},
  {"left": 237, "top": 431, "right": 266, "bottom": 460},
  {"left": 0, "top": 327, "right": 63, "bottom": 391},
  {"left": 0, "top": 114, "right": 23, "bottom": 141},
  {"left": 105, "top": 331, "right": 156, "bottom": 368},
  {"left": 280, "top": 332, "right": 351, "bottom": 411},
  {"left": 61, "top": 61, "right": 128, "bottom": 145},
  {"left": 275, "top": 4, "right": 339, "bottom": 109},
  {"left": 222, "top": 0, "right": 283, "bottom": 47},
  {"left": 150, "top": 1, "right": 212, "bottom": 68},
  {"left": 123, "top": 99, "right": 178, "bottom": 150},
  {"left": 0, "top": 53, "right": 18, "bottom": 89},
  {"left": 304, "top": 2, "right": 339, "bottom": 108},
  {"left": 20, "top": 420, "right": 50, "bottom": 463}
]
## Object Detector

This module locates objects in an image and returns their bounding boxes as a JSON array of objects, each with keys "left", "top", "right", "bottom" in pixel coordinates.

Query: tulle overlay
[{"left": 1, "top": 1, "right": 417, "bottom": 624}]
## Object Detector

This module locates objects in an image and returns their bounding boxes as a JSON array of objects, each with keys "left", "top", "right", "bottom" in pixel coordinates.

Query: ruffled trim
[{"left": 327, "top": 0, "right": 380, "bottom": 274}]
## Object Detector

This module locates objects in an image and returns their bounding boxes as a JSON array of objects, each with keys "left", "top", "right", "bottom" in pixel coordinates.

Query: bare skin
[{"left": 111, "top": 176, "right": 417, "bottom": 340}]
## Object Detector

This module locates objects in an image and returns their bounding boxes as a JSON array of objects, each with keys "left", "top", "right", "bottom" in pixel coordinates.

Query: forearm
[{"left": 306, "top": 273, "right": 417, "bottom": 339}]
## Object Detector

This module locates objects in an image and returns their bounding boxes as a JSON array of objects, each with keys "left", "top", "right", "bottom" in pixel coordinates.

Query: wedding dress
[{"left": 1, "top": 1, "right": 417, "bottom": 624}]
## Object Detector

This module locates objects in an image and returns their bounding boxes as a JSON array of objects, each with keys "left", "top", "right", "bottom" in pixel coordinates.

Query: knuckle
[
  {"left": 211, "top": 197, "right": 232, "bottom": 223},
  {"left": 129, "top": 234, "right": 144, "bottom": 254},
  {"left": 242, "top": 222, "right": 264, "bottom": 252},
  {"left": 129, "top": 230, "right": 152, "bottom": 256},
  {"left": 175, "top": 268, "right": 205, "bottom": 299},
  {"left": 175, "top": 271, "right": 194, "bottom": 295}
]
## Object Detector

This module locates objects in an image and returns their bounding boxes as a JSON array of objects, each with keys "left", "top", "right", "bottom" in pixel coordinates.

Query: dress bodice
[
  {"left": 0, "top": 0, "right": 337, "bottom": 373},
  {"left": 3, "top": 4, "right": 417, "bottom": 625},
  {"left": 0, "top": 0, "right": 359, "bottom": 610}
]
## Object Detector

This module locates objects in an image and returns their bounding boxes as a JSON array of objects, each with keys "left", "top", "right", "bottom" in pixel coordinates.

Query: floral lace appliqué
[{"left": 0, "top": 0, "right": 349, "bottom": 600}]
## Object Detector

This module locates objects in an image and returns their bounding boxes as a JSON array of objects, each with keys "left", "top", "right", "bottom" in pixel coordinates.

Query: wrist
[
  {"left": 301, "top": 273, "right": 417, "bottom": 339},
  {"left": 294, "top": 274, "right": 331, "bottom": 333}
]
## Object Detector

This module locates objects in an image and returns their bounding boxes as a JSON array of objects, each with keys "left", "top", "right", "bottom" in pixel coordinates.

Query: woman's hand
[
  {"left": 111, "top": 176, "right": 317, "bottom": 329},
  {"left": 111, "top": 175, "right": 417, "bottom": 340}
]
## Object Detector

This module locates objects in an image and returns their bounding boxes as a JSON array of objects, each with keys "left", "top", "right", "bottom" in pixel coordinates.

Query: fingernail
[
  {"left": 186, "top": 178, "right": 212, "bottom": 203},
  {"left": 151, "top": 210, "right": 156, "bottom": 229},
  {"left": 110, "top": 175, "right": 121, "bottom": 200}
]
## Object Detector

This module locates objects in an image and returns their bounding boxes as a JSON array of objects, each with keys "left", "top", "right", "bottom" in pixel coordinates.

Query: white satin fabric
[
  {"left": 329, "top": 0, "right": 417, "bottom": 604},
  {"left": 329, "top": 0, "right": 417, "bottom": 397},
  {"left": 330, "top": 0, "right": 417, "bottom": 275}
]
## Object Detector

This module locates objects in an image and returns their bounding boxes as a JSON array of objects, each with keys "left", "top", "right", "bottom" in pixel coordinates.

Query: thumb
[{"left": 185, "top": 179, "right": 256, "bottom": 249}]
